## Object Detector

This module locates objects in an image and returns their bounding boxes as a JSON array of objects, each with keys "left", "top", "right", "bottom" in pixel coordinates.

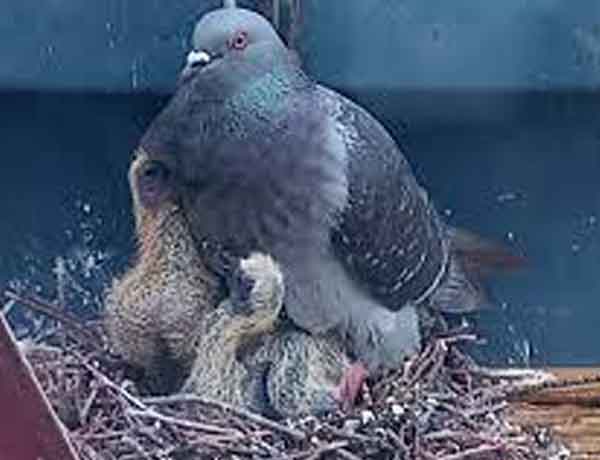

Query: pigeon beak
[
  {"left": 180, "top": 50, "right": 213, "bottom": 82},
  {"left": 186, "top": 50, "right": 212, "bottom": 68}
]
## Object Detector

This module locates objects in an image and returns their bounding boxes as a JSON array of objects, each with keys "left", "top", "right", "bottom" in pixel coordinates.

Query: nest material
[{"left": 20, "top": 313, "right": 570, "bottom": 460}]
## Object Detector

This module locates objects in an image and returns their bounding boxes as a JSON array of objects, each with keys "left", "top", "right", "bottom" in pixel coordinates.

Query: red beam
[{"left": 0, "top": 313, "right": 79, "bottom": 460}]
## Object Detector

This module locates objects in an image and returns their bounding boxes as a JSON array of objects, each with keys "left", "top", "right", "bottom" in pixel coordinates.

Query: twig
[
  {"left": 437, "top": 444, "right": 504, "bottom": 460},
  {"left": 143, "top": 393, "right": 307, "bottom": 442},
  {"left": 126, "top": 408, "right": 244, "bottom": 437},
  {"left": 79, "top": 385, "right": 100, "bottom": 425},
  {"left": 336, "top": 448, "right": 364, "bottom": 460},
  {"left": 306, "top": 441, "right": 349, "bottom": 460},
  {"left": 4, "top": 290, "right": 103, "bottom": 350},
  {"left": 325, "top": 427, "right": 385, "bottom": 447},
  {"left": 23, "top": 328, "right": 568, "bottom": 459},
  {"left": 2, "top": 298, "right": 16, "bottom": 316},
  {"left": 76, "top": 354, "right": 146, "bottom": 411},
  {"left": 405, "top": 339, "right": 449, "bottom": 387}
]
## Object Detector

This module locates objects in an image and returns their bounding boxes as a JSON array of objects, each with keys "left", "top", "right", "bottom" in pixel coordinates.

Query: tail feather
[
  {"left": 429, "top": 227, "right": 526, "bottom": 314},
  {"left": 447, "top": 227, "right": 526, "bottom": 277}
]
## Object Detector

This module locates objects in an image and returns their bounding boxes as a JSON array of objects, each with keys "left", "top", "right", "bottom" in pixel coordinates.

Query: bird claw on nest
[{"left": 333, "top": 362, "right": 369, "bottom": 412}]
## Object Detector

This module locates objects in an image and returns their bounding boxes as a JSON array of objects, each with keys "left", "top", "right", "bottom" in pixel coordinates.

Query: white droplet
[
  {"left": 391, "top": 404, "right": 404, "bottom": 416},
  {"left": 361, "top": 410, "right": 375, "bottom": 424},
  {"left": 343, "top": 419, "right": 360, "bottom": 433},
  {"left": 497, "top": 191, "right": 518, "bottom": 203}
]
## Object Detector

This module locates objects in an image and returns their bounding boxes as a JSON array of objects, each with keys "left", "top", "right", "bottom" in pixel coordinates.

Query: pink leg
[{"left": 333, "top": 362, "right": 369, "bottom": 411}]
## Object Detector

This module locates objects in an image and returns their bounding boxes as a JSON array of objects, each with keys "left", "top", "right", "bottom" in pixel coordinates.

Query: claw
[{"left": 333, "top": 362, "right": 369, "bottom": 411}]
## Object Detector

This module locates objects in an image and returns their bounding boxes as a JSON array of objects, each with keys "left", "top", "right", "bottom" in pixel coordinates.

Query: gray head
[{"left": 182, "top": 7, "right": 287, "bottom": 82}]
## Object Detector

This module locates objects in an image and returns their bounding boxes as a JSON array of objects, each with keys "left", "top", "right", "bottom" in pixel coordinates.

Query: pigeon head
[
  {"left": 181, "top": 7, "right": 287, "bottom": 85},
  {"left": 138, "top": 5, "right": 322, "bottom": 255}
]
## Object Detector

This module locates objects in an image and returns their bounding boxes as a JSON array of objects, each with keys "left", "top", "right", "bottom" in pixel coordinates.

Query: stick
[
  {"left": 437, "top": 444, "right": 504, "bottom": 460},
  {"left": 143, "top": 393, "right": 307, "bottom": 442},
  {"left": 4, "top": 290, "right": 103, "bottom": 350},
  {"left": 126, "top": 408, "right": 243, "bottom": 437},
  {"left": 306, "top": 441, "right": 349, "bottom": 460}
]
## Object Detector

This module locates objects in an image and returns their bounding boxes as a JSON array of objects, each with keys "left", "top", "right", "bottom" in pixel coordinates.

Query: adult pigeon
[{"left": 139, "top": 3, "right": 522, "bottom": 403}]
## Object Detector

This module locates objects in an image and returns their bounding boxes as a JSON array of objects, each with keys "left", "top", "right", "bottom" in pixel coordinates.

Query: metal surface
[
  {"left": 0, "top": 0, "right": 272, "bottom": 92},
  {"left": 301, "top": 0, "right": 600, "bottom": 90},
  {"left": 3, "top": 1, "right": 600, "bottom": 92}
]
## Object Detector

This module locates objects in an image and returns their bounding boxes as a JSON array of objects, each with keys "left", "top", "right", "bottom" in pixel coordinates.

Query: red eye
[{"left": 229, "top": 31, "right": 249, "bottom": 50}]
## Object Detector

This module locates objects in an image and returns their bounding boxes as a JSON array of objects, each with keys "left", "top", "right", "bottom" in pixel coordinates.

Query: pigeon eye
[{"left": 229, "top": 31, "right": 249, "bottom": 50}]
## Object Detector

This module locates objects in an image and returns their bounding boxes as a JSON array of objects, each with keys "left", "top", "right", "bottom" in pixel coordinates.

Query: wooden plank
[
  {"left": 0, "top": 313, "right": 79, "bottom": 460},
  {"left": 548, "top": 367, "right": 600, "bottom": 382},
  {"left": 509, "top": 366, "right": 600, "bottom": 460}
]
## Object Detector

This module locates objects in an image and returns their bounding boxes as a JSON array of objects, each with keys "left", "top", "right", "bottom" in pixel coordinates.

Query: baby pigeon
[
  {"left": 107, "top": 149, "right": 351, "bottom": 415},
  {"left": 104, "top": 150, "right": 222, "bottom": 393},
  {"left": 184, "top": 252, "right": 352, "bottom": 418}
]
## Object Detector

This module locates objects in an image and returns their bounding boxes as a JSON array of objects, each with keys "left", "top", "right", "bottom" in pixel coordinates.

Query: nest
[{"left": 10, "top": 290, "right": 570, "bottom": 460}]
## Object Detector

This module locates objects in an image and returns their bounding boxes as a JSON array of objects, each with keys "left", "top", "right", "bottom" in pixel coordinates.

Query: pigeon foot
[{"left": 333, "top": 362, "right": 369, "bottom": 411}]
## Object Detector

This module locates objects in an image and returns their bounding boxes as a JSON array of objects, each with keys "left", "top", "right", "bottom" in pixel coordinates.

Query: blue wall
[
  {"left": 303, "top": 0, "right": 600, "bottom": 90},
  {"left": 2, "top": 1, "right": 600, "bottom": 92},
  {"left": 0, "top": 0, "right": 272, "bottom": 92}
]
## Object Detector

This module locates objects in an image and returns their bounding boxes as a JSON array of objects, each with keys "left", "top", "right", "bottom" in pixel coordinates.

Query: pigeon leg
[{"left": 333, "top": 362, "right": 369, "bottom": 411}]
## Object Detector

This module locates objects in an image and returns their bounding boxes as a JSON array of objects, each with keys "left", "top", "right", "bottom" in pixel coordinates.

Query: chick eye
[
  {"left": 229, "top": 31, "right": 249, "bottom": 50},
  {"left": 141, "top": 161, "right": 170, "bottom": 183},
  {"left": 135, "top": 160, "right": 172, "bottom": 208}
]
